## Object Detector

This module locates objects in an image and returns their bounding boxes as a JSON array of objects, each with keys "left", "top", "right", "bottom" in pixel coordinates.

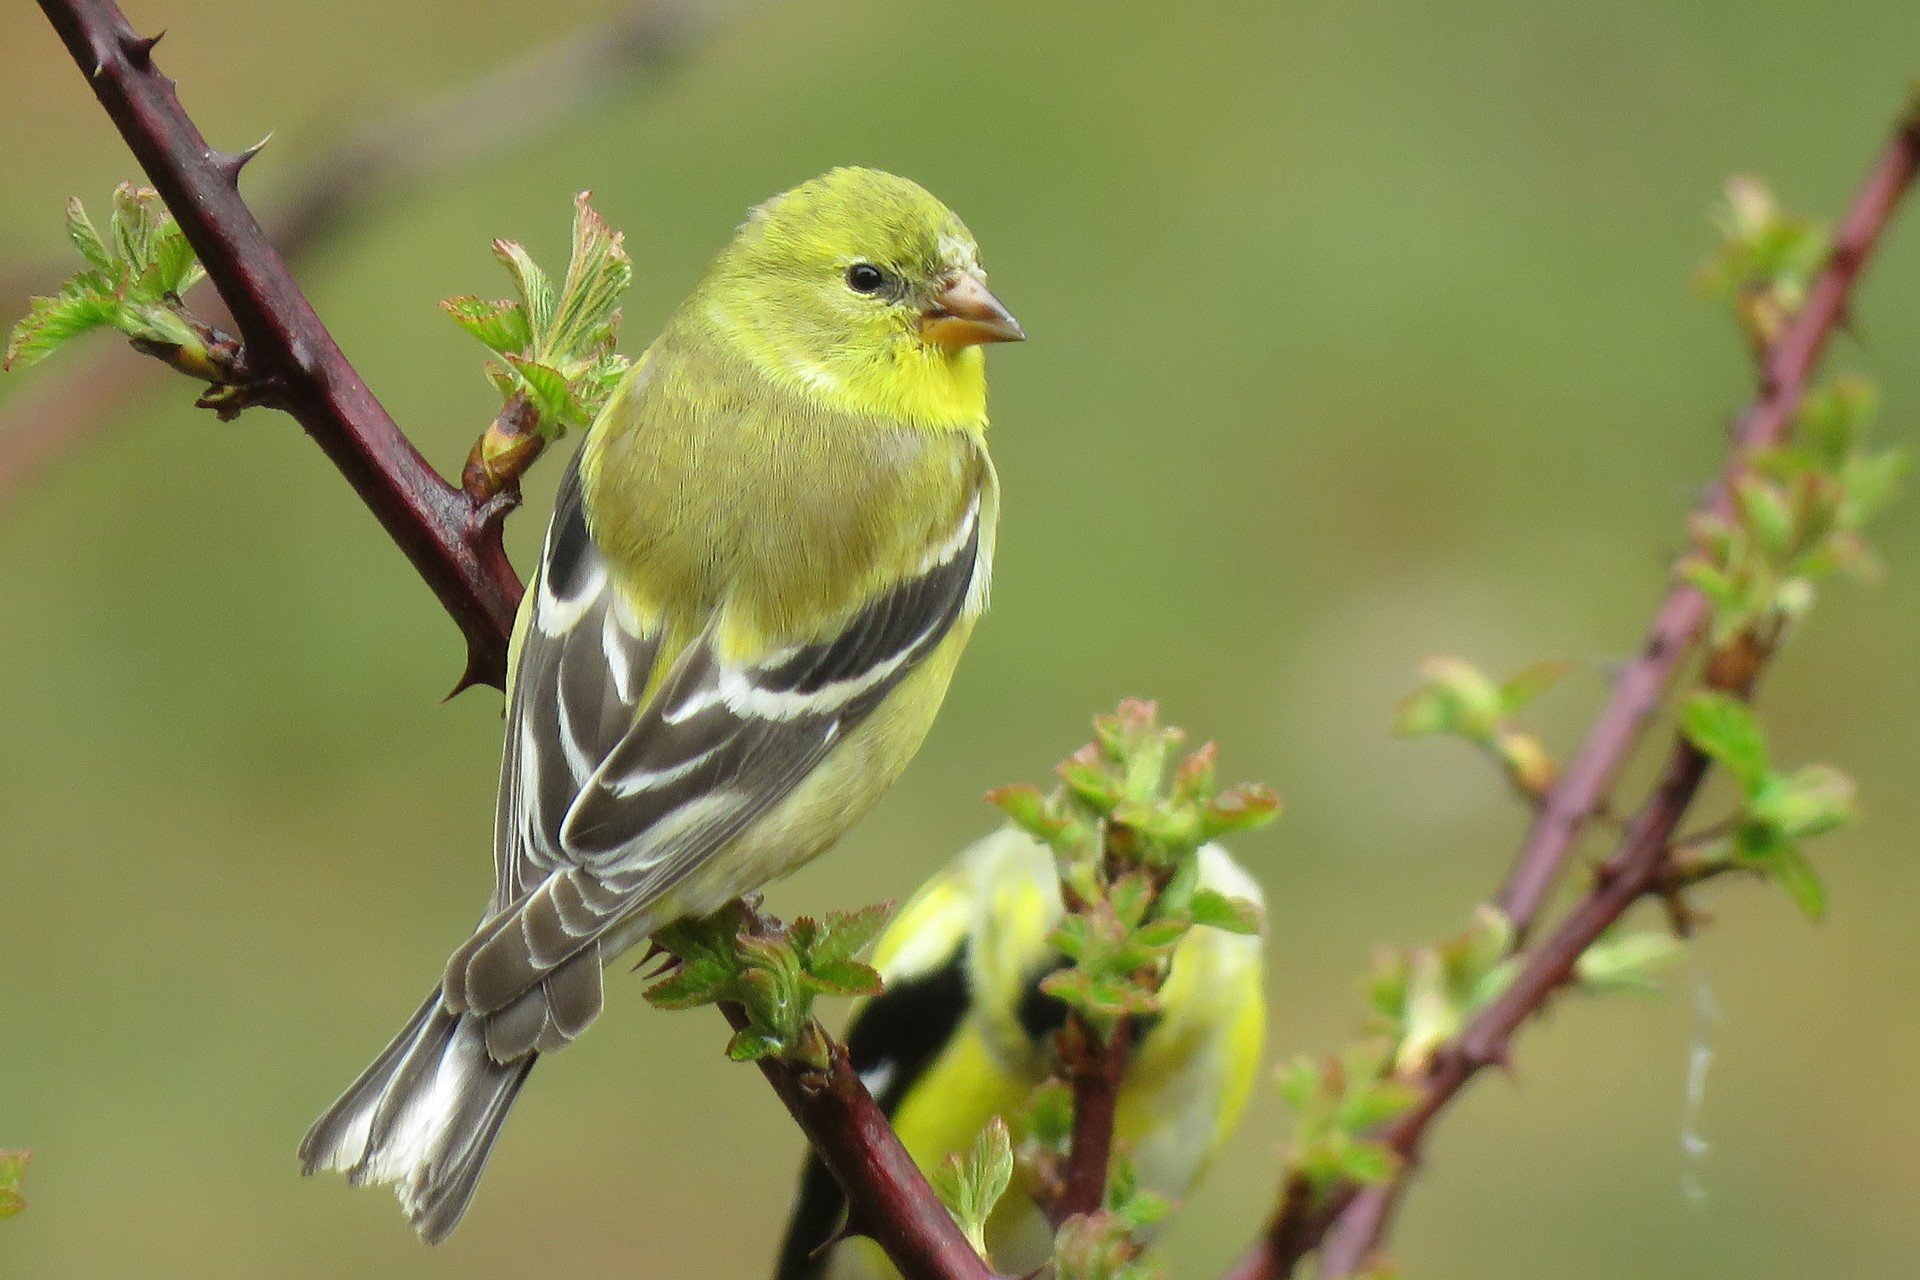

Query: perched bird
[
  {"left": 774, "top": 827, "right": 1267, "bottom": 1280},
  {"left": 300, "top": 168, "right": 1022, "bottom": 1242}
]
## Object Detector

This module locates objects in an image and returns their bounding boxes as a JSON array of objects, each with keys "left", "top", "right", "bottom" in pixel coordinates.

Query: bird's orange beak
[{"left": 919, "top": 272, "right": 1024, "bottom": 349}]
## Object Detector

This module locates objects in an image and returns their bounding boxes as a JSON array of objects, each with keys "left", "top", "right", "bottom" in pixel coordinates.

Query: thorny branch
[
  {"left": 0, "top": 0, "right": 722, "bottom": 520},
  {"left": 31, "top": 4, "right": 1000, "bottom": 1277},
  {"left": 1226, "top": 94, "right": 1920, "bottom": 1280},
  {"left": 25, "top": 3, "right": 1920, "bottom": 1278}
]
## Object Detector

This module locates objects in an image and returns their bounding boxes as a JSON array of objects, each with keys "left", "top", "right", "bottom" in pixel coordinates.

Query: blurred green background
[{"left": 4, "top": 1, "right": 1920, "bottom": 1277}]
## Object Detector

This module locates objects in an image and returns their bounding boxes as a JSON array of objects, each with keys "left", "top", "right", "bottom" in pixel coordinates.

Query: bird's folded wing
[{"left": 457, "top": 466, "right": 983, "bottom": 1017}]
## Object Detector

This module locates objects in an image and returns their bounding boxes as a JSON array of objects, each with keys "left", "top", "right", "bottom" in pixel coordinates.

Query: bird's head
[{"left": 698, "top": 167, "right": 1021, "bottom": 426}]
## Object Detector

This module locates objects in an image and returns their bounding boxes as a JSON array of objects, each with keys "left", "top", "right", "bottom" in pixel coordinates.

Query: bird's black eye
[{"left": 845, "top": 262, "right": 888, "bottom": 295}]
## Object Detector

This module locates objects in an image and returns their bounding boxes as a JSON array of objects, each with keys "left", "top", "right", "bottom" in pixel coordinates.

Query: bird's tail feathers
[{"left": 298, "top": 992, "right": 536, "bottom": 1244}]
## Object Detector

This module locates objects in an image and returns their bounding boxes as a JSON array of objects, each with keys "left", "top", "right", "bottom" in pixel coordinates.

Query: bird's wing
[
  {"left": 454, "top": 467, "right": 985, "bottom": 1020},
  {"left": 488, "top": 456, "right": 663, "bottom": 909}
]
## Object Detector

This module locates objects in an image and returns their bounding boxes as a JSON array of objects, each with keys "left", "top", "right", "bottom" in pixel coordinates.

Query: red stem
[
  {"left": 36, "top": 0, "right": 522, "bottom": 691},
  {"left": 1495, "top": 94, "right": 1920, "bottom": 936},
  {"left": 1305, "top": 99, "right": 1920, "bottom": 1278},
  {"left": 1053, "top": 1020, "right": 1129, "bottom": 1223},
  {"left": 724, "top": 1007, "right": 1002, "bottom": 1280}
]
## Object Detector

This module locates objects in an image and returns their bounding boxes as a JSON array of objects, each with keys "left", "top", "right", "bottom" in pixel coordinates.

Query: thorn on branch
[
  {"left": 210, "top": 135, "right": 272, "bottom": 187},
  {"left": 119, "top": 27, "right": 164, "bottom": 66}
]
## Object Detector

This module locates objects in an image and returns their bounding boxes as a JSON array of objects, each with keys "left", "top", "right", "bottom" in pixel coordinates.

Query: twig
[
  {"left": 2, "top": 0, "right": 719, "bottom": 526},
  {"left": 1492, "top": 94, "right": 1920, "bottom": 938},
  {"left": 1292, "top": 99, "right": 1920, "bottom": 1279},
  {"left": 34, "top": 7, "right": 997, "bottom": 1276},
  {"left": 1051, "top": 1019, "right": 1129, "bottom": 1224},
  {"left": 724, "top": 1005, "right": 1003, "bottom": 1280},
  {"left": 37, "top": 0, "right": 523, "bottom": 690}
]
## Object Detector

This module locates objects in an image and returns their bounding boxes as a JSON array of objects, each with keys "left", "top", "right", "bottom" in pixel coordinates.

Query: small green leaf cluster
[
  {"left": 643, "top": 900, "right": 889, "bottom": 1064},
  {"left": 1680, "top": 692, "right": 1855, "bottom": 921},
  {"left": 1365, "top": 905, "right": 1517, "bottom": 1073},
  {"left": 930, "top": 1116, "right": 1014, "bottom": 1260},
  {"left": 1692, "top": 176, "right": 1830, "bottom": 351},
  {"left": 1680, "top": 378, "right": 1905, "bottom": 643},
  {"left": 0, "top": 1150, "right": 27, "bottom": 1220},
  {"left": 1395, "top": 657, "right": 1567, "bottom": 800},
  {"left": 443, "top": 192, "right": 633, "bottom": 438},
  {"left": 1277, "top": 1041, "right": 1421, "bottom": 1192},
  {"left": 987, "top": 700, "right": 1275, "bottom": 1037},
  {"left": 6, "top": 186, "right": 213, "bottom": 374}
]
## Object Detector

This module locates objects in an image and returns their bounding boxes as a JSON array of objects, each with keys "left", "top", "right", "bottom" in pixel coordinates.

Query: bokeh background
[{"left": 4, "top": 1, "right": 1920, "bottom": 1277}]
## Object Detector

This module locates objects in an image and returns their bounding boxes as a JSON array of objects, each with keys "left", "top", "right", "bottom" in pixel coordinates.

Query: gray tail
[{"left": 298, "top": 992, "right": 536, "bottom": 1244}]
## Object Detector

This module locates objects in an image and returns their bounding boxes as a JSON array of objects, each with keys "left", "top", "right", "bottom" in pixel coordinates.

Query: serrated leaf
[
  {"left": 547, "top": 192, "right": 633, "bottom": 360},
  {"left": 502, "top": 354, "right": 583, "bottom": 430},
  {"left": 812, "top": 902, "right": 892, "bottom": 966},
  {"left": 442, "top": 295, "right": 533, "bottom": 356},
  {"left": 1190, "top": 887, "right": 1263, "bottom": 935},
  {"left": 65, "top": 197, "right": 112, "bottom": 270},
  {"left": 142, "top": 221, "right": 201, "bottom": 298},
  {"left": 726, "top": 1028, "right": 782, "bottom": 1061},
  {"left": 1202, "top": 784, "right": 1281, "bottom": 837},
  {"left": 801, "top": 958, "right": 883, "bottom": 997},
  {"left": 5, "top": 287, "right": 120, "bottom": 371},
  {"left": 932, "top": 1116, "right": 1013, "bottom": 1258},
  {"left": 110, "top": 182, "right": 160, "bottom": 274},
  {"left": 493, "top": 238, "right": 557, "bottom": 337},
  {"left": 1680, "top": 693, "right": 1768, "bottom": 790},
  {"left": 641, "top": 955, "right": 736, "bottom": 1009}
]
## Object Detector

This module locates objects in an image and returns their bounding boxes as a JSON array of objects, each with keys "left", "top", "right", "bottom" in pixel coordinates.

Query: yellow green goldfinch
[
  {"left": 300, "top": 168, "right": 1021, "bottom": 1242},
  {"left": 773, "top": 827, "right": 1267, "bottom": 1279}
]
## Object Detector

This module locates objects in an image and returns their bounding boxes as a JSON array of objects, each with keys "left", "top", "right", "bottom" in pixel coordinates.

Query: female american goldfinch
[
  {"left": 299, "top": 168, "right": 1021, "bottom": 1242},
  {"left": 774, "top": 827, "right": 1267, "bottom": 1280}
]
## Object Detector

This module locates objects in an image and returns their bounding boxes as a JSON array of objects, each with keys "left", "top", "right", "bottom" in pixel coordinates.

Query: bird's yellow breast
[{"left": 579, "top": 336, "right": 992, "bottom": 667}]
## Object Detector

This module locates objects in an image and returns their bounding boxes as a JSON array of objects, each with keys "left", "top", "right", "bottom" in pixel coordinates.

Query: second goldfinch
[
  {"left": 300, "top": 168, "right": 1021, "bottom": 1241},
  {"left": 774, "top": 827, "right": 1268, "bottom": 1279}
]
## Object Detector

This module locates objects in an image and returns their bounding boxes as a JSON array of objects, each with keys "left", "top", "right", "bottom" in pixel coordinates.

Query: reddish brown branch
[
  {"left": 724, "top": 1006, "right": 1003, "bottom": 1280},
  {"left": 1294, "top": 99, "right": 1920, "bottom": 1279},
  {"left": 34, "top": 7, "right": 995, "bottom": 1276},
  {"left": 1495, "top": 95, "right": 1920, "bottom": 937},
  {"left": 1, "top": 0, "right": 717, "bottom": 522},
  {"left": 1051, "top": 1019, "right": 1129, "bottom": 1224},
  {"left": 37, "top": 0, "right": 522, "bottom": 690}
]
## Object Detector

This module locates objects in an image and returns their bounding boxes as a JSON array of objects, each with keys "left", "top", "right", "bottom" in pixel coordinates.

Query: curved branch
[
  {"left": 727, "top": 1006, "right": 1003, "bottom": 1280},
  {"left": 0, "top": 0, "right": 720, "bottom": 524},
  {"left": 36, "top": 0, "right": 521, "bottom": 691},
  {"left": 1494, "top": 94, "right": 1920, "bottom": 935},
  {"left": 33, "top": 6, "right": 996, "bottom": 1276},
  {"left": 1223, "top": 92, "right": 1920, "bottom": 1280}
]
